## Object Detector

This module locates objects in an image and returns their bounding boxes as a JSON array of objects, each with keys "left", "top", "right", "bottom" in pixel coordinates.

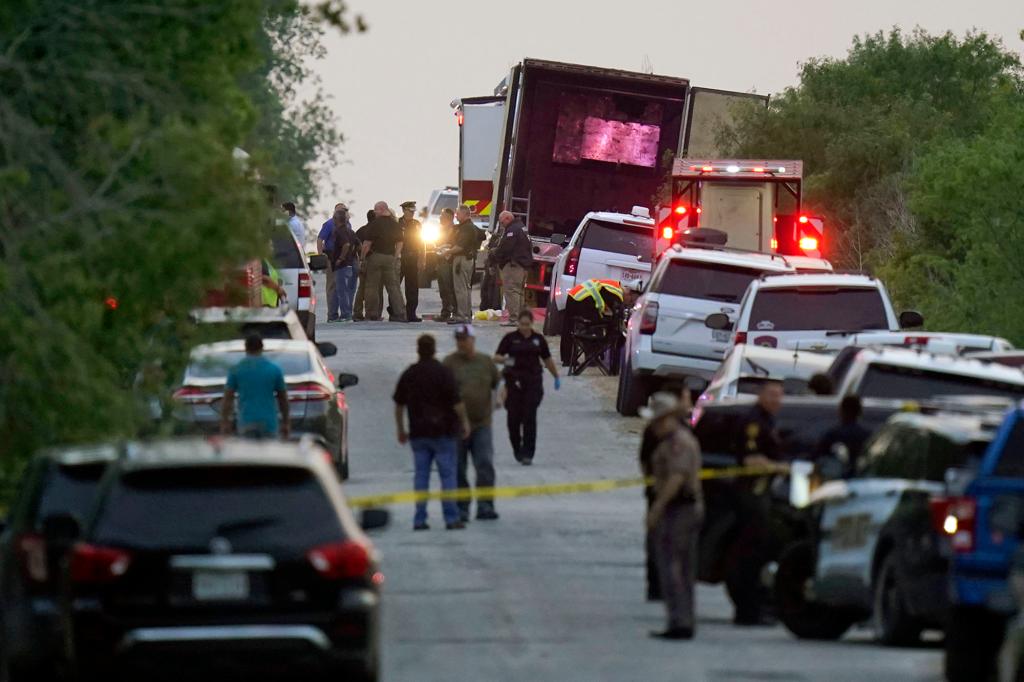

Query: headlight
[{"left": 421, "top": 221, "right": 441, "bottom": 245}]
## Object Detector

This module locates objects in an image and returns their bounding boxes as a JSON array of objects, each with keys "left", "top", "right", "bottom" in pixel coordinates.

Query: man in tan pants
[
  {"left": 448, "top": 205, "right": 479, "bottom": 323},
  {"left": 361, "top": 201, "right": 407, "bottom": 322},
  {"left": 494, "top": 211, "right": 532, "bottom": 325}
]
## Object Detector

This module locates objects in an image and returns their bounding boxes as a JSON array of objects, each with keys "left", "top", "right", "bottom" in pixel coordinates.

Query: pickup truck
[{"left": 941, "top": 402, "right": 1024, "bottom": 681}]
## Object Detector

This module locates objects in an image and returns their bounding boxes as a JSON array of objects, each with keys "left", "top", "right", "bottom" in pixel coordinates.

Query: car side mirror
[
  {"left": 308, "top": 254, "right": 329, "bottom": 272},
  {"left": 549, "top": 233, "right": 566, "bottom": 245},
  {"left": 42, "top": 513, "right": 81, "bottom": 555},
  {"left": 316, "top": 341, "right": 337, "bottom": 358},
  {"left": 899, "top": 310, "right": 924, "bottom": 329},
  {"left": 337, "top": 373, "right": 359, "bottom": 389},
  {"left": 360, "top": 508, "right": 390, "bottom": 531},
  {"left": 704, "top": 313, "right": 732, "bottom": 331}
]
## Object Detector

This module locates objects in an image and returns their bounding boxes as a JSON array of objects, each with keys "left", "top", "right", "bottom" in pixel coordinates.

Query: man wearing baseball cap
[{"left": 443, "top": 323, "right": 502, "bottom": 521}]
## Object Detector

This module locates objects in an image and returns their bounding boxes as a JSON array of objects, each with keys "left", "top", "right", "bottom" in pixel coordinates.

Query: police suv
[
  {"left": 615, "top": 245, "right": 797, "bottom": 415},
  {"left": 774, "top": 409, "right": 1003, "bottom": 644}
]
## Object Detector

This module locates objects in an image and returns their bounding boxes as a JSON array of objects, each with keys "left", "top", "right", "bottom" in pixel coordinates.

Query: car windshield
[
  {"left": 271, "top": 235, "right": 304, "bottom": 269},
  {"left": 658, "top": 260, "right": 765, "bottom": 303},
  {"left": 187, "top": 350, "right": 312, "bottom": 379},
  {"left": 431, "top": 194, "right": 458, "bottom": 215},
  {"left": 748, "top": 287, "right": 889, "bottom": 332},
  {"left": 581, "top": 220, "right": 653, "bottom": 263},
  {"left": 857, "top": 364, "right": 1024, "bottom": 401},
  {"left": 198, "top": 321, "right": 294, "bottom": 343},
  {"left": 35, "top": 463, "right": 108, "bottom": 525},
  {"left": 93, "top": 466, "right": 343, "bottom": 552}
]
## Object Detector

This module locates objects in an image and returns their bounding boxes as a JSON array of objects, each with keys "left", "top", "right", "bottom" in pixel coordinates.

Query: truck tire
[
  {"left": 945, "top": 605, "right": 1004, "bottom": 682},
  {"left": 543, "top": 296, "right": 563, "bottom": 337},
  {"left": 873, "top": 553, "right": 922, "bottom": 646},
  {"left": 559, "top": 311, "right": 575, "bottom": 366},
  {"left": 775, "top": 542, "right": 855, "bottom": 641},
  {"left": 616, "top": 358, "right": 650, "bottom": 417}
]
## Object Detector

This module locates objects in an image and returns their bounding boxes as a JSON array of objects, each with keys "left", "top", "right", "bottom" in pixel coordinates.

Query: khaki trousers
[
  {"left": 353, "top": 260, "right": 368, "bottom": 320},
  {"left": 364, "top": 253, "right": 406, "bottom": 321},
  {"left": 453, "top": 255, "right": 475, "bottom": 320},
  {"left": 501, "top": 263, "right": 527, "bottom": 317}
]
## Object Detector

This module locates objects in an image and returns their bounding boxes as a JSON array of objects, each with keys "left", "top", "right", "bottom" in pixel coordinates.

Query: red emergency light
[
  {"left": 798, "top": 215, "right": 809, "bottom": 224},
  {"left": 661, "top": 227, "right": 674, "bottom": 240},
  {"left": 674, "top": 205, "right": 687, "bottom": 215},
  {"left": 798, "top": 236, "right": 819, "bottom": 251},
  {"left": 104, "top": 296, "right": 119, "bottom": 311}
]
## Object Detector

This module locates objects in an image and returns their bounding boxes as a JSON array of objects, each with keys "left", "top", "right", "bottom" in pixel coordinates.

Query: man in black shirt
[
  {"left": 398, "top": 201, "right": 424, "bottom": 322},
  {"left": 494, "top": 310, "right": 561, "bottom": 464},
  {"left": 494, "top": 211, "right": 533, "bottom": 325},
  {"left": 361, "top": 201, "right": 407, "bottom": 322},
  {"left": 393, "top": 334, "right": 471, "bottom": 530},
  {"left": 448, "top": 205, "right": 480, "bottom": 324},
  {"left": 352, "top": 209, "right": 375, "bottom": 321},
  {"left": 435, "top": 208, "right": 457, "bottom": 321}
]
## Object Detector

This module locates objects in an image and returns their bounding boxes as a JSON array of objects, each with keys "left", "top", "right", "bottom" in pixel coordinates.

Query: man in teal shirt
[{"left": 221, "top": 334, "right": 290, "bottom": 439}]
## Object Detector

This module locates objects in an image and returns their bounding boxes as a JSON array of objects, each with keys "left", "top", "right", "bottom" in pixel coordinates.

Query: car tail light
[
  {"left": 69, "top": 544, "right": 133, "bottom": 584},
  {"left": 172, "top": 386, "right": 220, "bottom": 404},
  {"left": 639, "top": 301, "right": 659, "bottom": 335},
  {"left": 733, "top": 332, "right": 748, "bottom": 345},
  {"left": 904, "top": 336, "right": 931, "bottom": 346},
  {"left": 288, "top": 382, "right": 331, "bottom": 402},
  {"left": 753, "top": 335, "right": 778, "bottom": 348},
  {"left": 298, "top": 272, "right": 312, "bottom": 299},
  {"left": 565, "top": 246, "right": 582, "bottom": 277},
  {"left": 674, "top": 205, "right": 688, "bottom": 215},
  {"left": 307, "top": 540, "right": 371, "bottom": 579},
  {"left": 660, "top": 226, "right": 674, "bottom": 240},
  {"left": 930, "top": 496, "right": 977, "bottom": 553},
  {"left": 16, "top": 533, "right": 48, "bottom": 584}
]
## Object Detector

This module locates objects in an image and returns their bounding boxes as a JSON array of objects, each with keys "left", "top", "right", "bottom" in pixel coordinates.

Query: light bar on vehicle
[{"left": 673, "top": 159, "right": 803, "bottom": 179}]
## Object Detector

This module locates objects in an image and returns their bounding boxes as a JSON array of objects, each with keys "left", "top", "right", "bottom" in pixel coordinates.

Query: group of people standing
[
  {"left": 392, "top": 314, "right": 560, "bottom": 529},
  {"left": 294, "top": 199, "right": 535, "bottom": 326}
]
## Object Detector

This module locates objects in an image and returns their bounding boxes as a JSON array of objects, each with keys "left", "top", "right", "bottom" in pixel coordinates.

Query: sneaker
[
  {"left": 446, "top": 522, "right": 466, "bottom": 530},
  {"left": 413, "top": 523, "right": 430, "bottom": 531},
  {"left": 327, "top": 317, "right": 340, "bottom": 323},
  {"left": 476, "top": 510, "right": 499, "bottom": 521}
]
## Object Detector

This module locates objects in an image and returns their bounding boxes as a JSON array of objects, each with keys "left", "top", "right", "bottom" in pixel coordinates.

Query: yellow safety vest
[{"left": 262, "top": 260, "right": 282, "bottom": 307}]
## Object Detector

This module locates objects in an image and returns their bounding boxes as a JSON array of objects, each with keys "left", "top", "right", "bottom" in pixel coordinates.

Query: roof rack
[
  {"left": 759, "top": 269, "right": 873, "bottom": 281},
  {"left": 673, "top": 242, "right": 791, "bottom": 265}
]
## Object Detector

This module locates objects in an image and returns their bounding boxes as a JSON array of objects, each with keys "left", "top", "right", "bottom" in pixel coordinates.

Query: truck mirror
[
  {"left": 308, "top": 254, "right": 328, "bottom": 272},
  {"left": 315, "top": 341, "right": 338, "bottom": 358},
  {"left": 337, "top": 373, "right": 359, "bottom": 390},
  {"left": 899, "top": 310, "right": 924, "bottom": 329},
  {"left": 549, "top": 233, "right": 566, "bottom": 245},
  {"left": 704, "top": 313, "right": 732, "bottom": 330}
]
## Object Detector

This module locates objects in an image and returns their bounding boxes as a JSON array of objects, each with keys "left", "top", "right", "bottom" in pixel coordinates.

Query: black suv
[
  {"left": 0, "top": 443, "right": 118, "bottom": 680},
  {"left": 59, "top": 437, "right": 387, "bottom": 681}
]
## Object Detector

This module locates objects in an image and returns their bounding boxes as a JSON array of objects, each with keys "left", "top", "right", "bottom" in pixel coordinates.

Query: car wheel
[
  {"left": 775, "top": 542, "right": 855, "bottom": 640},
  {"left": 558, "top": 311, "right": 575, "bottom": 366},
  {"left": 543, "top": 296, "right": 562, "bottom": 336},
  {"left": 873, "top": 553, "right": 922, "bottom": 646},
  {"left": 616, "top": 357, "right": 650, "bottom": 417},
  {"left": 945, "top": 605, "right": 1005, "bottom": 682}
]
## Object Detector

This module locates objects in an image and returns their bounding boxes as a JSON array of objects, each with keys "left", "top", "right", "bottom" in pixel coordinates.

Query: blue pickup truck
[{"left": 942, "top": 402, "right": 1024, "bottom": 681}]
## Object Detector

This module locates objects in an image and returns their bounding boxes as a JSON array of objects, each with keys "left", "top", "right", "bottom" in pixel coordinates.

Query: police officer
[
  {"left": 398, "top": 201, "right": 424, "bottom": 322},
  {"left": 493, "top": 309, "right": 560, "bottom": 465},
  {"left": 644, "top": 391, "right": 703, "bottom": 640},
  {"left": 728, "top": 380, "right": 787, "bottom": 626}
]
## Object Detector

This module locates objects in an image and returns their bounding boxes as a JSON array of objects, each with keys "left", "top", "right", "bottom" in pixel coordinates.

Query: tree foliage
[{"left": 0, "top": 1, "right": 350, "bottom": 481}]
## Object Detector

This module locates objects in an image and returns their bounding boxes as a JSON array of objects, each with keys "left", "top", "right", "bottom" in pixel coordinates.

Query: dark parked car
[
  {"left": 172, "top": 339, "right": 357, "bottom": 478},
  {"left": 60, "top": 437, "right": 388, "bottom": 682},
  {"left": 0, "top": 443, "right": 119, "bottom": 680}
]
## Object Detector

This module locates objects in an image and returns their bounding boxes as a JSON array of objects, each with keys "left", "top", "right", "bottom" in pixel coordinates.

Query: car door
[{"left": 651, "top": 259, "right": 763, "bottom": 361}]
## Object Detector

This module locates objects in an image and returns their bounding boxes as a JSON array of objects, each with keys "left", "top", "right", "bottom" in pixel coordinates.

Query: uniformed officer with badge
[
  {"left": 728, "top": 380, "right": 788, "bottom": 626},
  {"left": 398, "top": 201, "right": 424, "bottom": 322}
]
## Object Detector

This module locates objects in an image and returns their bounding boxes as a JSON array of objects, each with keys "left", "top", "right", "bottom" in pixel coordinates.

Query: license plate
[
  {"left": 712, "top": 330, "right": 731, "bottom": 343},
  {"left": 620, "top": 269, "right": 643, "bottom": 281},
  {"left": 192, "top": 571, "right": 249, "bottom": 601}
]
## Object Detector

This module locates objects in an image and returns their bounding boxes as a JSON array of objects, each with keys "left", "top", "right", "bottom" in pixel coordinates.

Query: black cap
[{"left": 400, "top": 201, "right": 416, "bottom": 210}]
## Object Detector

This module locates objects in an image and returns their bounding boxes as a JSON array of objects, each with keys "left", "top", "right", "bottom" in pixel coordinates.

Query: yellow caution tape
[{"left": 346, "top": 465, "right": 785, "bottom": 508}]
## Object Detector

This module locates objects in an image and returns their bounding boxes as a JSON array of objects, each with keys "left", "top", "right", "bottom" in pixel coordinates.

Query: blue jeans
[
  {"left": 411, "top": 437, "right": 460, "bottom": 526},
  {"left": 331, "top": 265, "right": 355, "bottom": 320},
  {"left": 457, "top": 425, "right": 496, "bottom": 515}
]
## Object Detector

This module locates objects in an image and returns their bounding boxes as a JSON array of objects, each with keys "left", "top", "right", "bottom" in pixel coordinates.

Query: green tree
[{"left": 0, "top": 0, "right": 355, "bottom": 491}]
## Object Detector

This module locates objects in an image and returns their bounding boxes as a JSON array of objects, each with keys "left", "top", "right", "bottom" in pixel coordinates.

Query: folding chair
[{"left": 568, "top": 291, "right": 624, "bottom": 376}]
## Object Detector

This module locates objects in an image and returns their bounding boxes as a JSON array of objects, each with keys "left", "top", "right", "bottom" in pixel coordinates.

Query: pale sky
[{"left": 307, "top": 0, "right": 1023, "bottom": 221}]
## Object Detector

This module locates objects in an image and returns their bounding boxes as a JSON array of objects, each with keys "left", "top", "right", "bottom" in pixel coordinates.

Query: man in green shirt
[{"left": 443, "top": 324, "right": 501, "bottom": 521}]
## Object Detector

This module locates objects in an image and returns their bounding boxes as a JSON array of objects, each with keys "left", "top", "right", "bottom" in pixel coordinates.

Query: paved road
[{"left": 313, "top": 279, "right": 943, "bottom": 681}]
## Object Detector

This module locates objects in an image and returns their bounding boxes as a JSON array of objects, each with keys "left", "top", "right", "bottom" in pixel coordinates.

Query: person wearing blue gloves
[{"left": 494, "top": 309, "right": 561, "bottom": 465}]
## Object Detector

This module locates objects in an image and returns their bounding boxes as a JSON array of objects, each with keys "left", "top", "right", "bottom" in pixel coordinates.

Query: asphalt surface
[{"left": 313, "top": 277, "right": 944, "bottom": 681}]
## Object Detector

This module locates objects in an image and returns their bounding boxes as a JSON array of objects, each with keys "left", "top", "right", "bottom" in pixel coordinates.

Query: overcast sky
[{"left": 307, "top": 0, "right": 1023, "bottom": 220}]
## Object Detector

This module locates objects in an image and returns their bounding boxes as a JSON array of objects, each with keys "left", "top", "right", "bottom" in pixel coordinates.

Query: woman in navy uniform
[{"left": 493, "top": 310, "right": 560, "bottom": 465}]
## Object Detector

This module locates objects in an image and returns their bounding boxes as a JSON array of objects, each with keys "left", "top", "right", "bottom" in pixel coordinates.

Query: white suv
[
  {"left": 708, "top": 272, "right": 921, "bottom": 355},
  {"left": 616, "top": 245, "right": 799, "bottom": 415},
  {"left": 545, "top": 206, "right": 656, "bottom": 354}
]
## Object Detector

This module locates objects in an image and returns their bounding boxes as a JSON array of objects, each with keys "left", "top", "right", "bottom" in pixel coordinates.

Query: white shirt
[{"left": 287, "top": 215, "right": 307, "bottom": 245}]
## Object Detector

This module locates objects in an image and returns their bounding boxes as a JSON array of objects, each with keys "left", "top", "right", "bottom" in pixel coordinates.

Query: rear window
[
  {"left": 857, "top": 364, "right": 1024, "bottom": 401},
  {"left": 748, "top": 287, "right": 888, "bottom": 332},
  {"left": 199, "top": 322, "right": 293, "bottom": 343},
  {"left": 581, "top": 220, "right": 654, "bottom": 262},
  {"left": 187, "top": 350, "right": 312, "bottom": 379},
  {"left": 658, "top": 260, "right": 764, "bottom": 303},
  {"left": 93, "top": 466, "right": 343, "bottom": 552},
  {"left": 993, "top": 419, "right": 1024, "bottom": 478},
  {"left": 737, "top": 377, "right": 808, "bottom": 395},
  {"left": 34, "top": 463, "right": 107, "bottom": 525},
  {"left": 271, "top": 236, "right": 304, "bottom": 269}
]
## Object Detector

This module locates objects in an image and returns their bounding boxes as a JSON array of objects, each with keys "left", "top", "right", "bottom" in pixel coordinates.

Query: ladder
[{"left": 508, "top": 191, "right": 531, "bottom": 228}]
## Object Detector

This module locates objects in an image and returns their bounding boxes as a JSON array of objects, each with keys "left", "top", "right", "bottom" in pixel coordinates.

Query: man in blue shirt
[
  {"left": 318, "top": 203, "right": 351, "bottom": 322},
  {"left": 220, "top": 334, "right": 290, "bottom": 439}
]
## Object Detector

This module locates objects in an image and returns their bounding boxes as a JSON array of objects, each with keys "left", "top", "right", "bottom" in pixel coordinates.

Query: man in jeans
[
  {"left": 220, "top": 334, "right": 290, "bottom": 440},
  {"left": 330, "top": 215, "right": 358, "bottom": 321},
  {"left": 443, "top": 324, "right": 501, "bottom": 522},
  {"left": 494, "top": 210, "right": 532, "bottom": 325},
  {"left": 394, "top": 334, "right": 471, "bottom": 530},
  {"left": 318, "top": 203, "right": 350, "bottom": 322}
]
